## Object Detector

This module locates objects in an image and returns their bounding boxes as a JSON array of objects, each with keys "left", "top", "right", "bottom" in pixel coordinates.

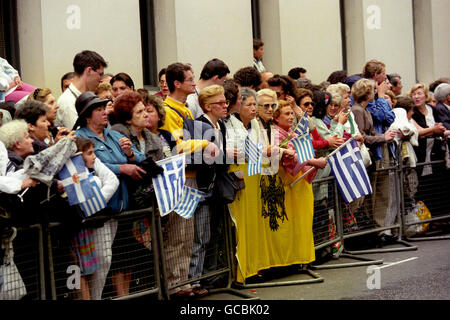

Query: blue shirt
[
  {"left": 75, "top": 127, "right": 145, "bottom": 213},
  {"left": 351, "top": 95, "right": 395, "bottom": 161}
]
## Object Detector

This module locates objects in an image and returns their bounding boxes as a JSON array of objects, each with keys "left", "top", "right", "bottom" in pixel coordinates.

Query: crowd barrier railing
[
  {"left": 157, "top": 201, "right": 257, "bottom": 300},
  {"left": 0, "top": 223, "right": 45, "bottom": 300},
  {"left": 2, "top": 143, "right": 449, "bottom": 300},
  {"left": 341, "top": 162, "right": 418, "bottom": 255},
  {"left": 400, "top": 157, "right": 450, "bottom": 242},
  {"left": 310, "top": 175, "right": 384, "bottom": 270},
  {"left": 44, "top": 205, "right": 163, "bottom": 301}
]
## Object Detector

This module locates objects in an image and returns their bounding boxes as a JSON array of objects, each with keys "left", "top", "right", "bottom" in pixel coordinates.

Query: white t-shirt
[{"left": 56, "top": 83, "right": 82, "bottom": 129}]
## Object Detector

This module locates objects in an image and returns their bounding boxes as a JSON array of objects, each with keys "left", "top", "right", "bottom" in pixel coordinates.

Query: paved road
[{"left": 202, "top": 237, "right": 450, "bottom": 300}]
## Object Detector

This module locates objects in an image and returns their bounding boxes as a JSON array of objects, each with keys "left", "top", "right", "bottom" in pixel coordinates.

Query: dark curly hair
[
  {"left": 233, "top": 66, "right": 262, "bottom": 89},
  {"left": 113, "top": 91, "right": 144, "bottom": 125}
]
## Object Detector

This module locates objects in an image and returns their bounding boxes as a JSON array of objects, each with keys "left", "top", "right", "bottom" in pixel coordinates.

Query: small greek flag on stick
[
  {"left": 79, "top": 173, "right": 107, "bottom": 218},
  {"left": 328, "top": 139, "right": 372, "bottom": 204},
  {"left": 58, "top": 154, "right": 94, "bottom": 206},
  {"left": 291, "top": 132, "right": 315, "bottom": 164},
  {"left": 174, "top": 186, "right": 205, "bottom": 219},
  {"left": 294, "top": 113, "right": 309, "bottom": 136},
  {"left": 152, "top": 154, "right": 186, "bottom": 216},
  {"left": 245, "top": 134, "right": 262, "bottom": 176}
]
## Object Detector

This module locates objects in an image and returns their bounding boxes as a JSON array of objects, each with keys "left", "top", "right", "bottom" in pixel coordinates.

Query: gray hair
[
  {"left": 434, "top": 83, "right": 450, "bottom": 102},
  {"left": 327, "top": 82, "right": 350, "bottom": 106},
  {"left": 240, "top": 87, "right": 257, "bottom": 104},
  {"left": 0, "top": 119, "right": 29, "bottom": 150}
]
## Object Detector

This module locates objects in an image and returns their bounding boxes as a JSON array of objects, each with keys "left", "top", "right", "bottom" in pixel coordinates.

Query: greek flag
[
  {"left": 294, "top": 114, "right": 309, "bottom": 136},
  {"left": 245, "top": 134, "right": 262, "bottom": 176},
  {"left": 291, "top": 132, "right": 315, "bottom": 164},
  {"left": 79, "top": 173, "right": 107, "bottom": 218},
  {"left": 328, "top": 139, "right": 372, "bottom": 204},
  {"left": 174, "top": 186, "right": 205, "bottom": 219},
  {"left": 58, "top": 154, "right": 94, "bottom": 206},
  {"left": 152, "top": 154, "right": 186, "bottom": 216}
]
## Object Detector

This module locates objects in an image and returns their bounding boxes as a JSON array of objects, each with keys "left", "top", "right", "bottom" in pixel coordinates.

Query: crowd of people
[{"left": 0, "top": 39, "right": 449, "bottom": 300}]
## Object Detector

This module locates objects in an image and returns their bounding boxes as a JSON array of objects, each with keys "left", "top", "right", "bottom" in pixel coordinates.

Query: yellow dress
[{"left": 228, "top": 163, "right": 315, "bottom": 283}]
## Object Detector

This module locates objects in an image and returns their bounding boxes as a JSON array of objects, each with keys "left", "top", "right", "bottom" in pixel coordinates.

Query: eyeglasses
[
  {"left": 303, "top": 102, "right": 315, "bottom": 107},
  {"left": 209, "top": 100, "right": 230, "bottom": 107},
  {"left": 259, "top": 103, "right": 277, "bottom": 109},
  {"left": 183, "top": 77, "right": 195, "bottom": 83},
  {"left": 92, "top": 68, "right": 104, "bottom": 77},
  {"left": 159, "top": 80, "right": 167, "bottom": 86}
]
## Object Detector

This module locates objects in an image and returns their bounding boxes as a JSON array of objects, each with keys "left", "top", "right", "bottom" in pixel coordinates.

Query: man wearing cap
[
  {"left": 433, "top": 83, "right": 450, "bottom": 131},
  {"left": 56, "top": 50, "right": 108, "bottom": 130}
]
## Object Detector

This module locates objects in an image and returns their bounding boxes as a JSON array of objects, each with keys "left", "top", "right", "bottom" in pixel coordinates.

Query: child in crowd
[{"left": 71, "top": 138, "right": 119, "bottom": 300}]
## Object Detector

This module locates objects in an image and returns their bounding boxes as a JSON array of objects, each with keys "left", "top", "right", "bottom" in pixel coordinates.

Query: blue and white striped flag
[
  {"left": 174, "top": 186, "right": 205, "bottom": 219},
  {"left": 291, "top": 132, "right": 315, "bottom": 164},
  {"left": 245, "top": 135, "right": 262, "bottom": 176},
  {"left": 79, "top": 173, "right": 107, "bottom": 218},
  {"left": 152, "top": 154, "right": 186, "bottom": 216},
  {"left": 328, "top": 139, "right": 372, "bottom": 204},
  {"left": 58, "top": 154, "right": 94, "bottom": 206},
  {"left": 294, "top": 113, "right": 309, "bottom": 136}
]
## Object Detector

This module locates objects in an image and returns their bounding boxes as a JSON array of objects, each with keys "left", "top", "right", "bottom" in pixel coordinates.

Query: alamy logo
[
  {"left": 366, "top": 265, "right": 381, "bottom": 289},
  {"left": 66, "top": 265, "right": 81, "bottom": 290},
  {"left": 66, "top": 5, "right": 81, "bottom": 30}
]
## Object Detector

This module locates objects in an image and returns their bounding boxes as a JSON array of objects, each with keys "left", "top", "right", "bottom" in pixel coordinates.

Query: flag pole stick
[{"left": 289, "top": 136, "right": 356, "bottom": 187}]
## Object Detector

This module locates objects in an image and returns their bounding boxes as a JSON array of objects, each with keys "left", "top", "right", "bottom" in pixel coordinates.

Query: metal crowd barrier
[
  {"left": 340, "top": 164, "right": 417, "bottom": 255},
  {"left": 0, "top": 224, "right": 45, "bottom": 300},
  {"left": 2, "top": 145, "right": 449, "bottom": 300},
  {"left": 157, "top": 200, "right": 257, "bottom": 300},
  {"left": 45, "top": 206, "right": 162, "bottom": 301},
  {"left": 310, "top": 176, "right": 383, "bottom": 270},
  {"left": 401, "top": 158, "right": 450, "bottom": 241}
]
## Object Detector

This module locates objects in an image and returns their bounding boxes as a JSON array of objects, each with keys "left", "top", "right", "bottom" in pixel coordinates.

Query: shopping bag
[{"left": 0, "top": 227, "right": 27, "bottom": 300}]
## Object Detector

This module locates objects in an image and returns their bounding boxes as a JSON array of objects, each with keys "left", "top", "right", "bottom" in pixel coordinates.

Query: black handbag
[{"left": 214, "top": 171, "right": 245, "bottom": 204}]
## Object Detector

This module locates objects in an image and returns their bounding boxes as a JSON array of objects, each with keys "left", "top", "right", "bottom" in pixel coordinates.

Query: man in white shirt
[
  {"left": 186, "top": 58, "right": 230, "bottom": 119},
  {"left": 253, "top": 38, "right": 266, "bottom": 74},
  {"left": 56, "top": 50, "right": 108, "bottom": 130}
]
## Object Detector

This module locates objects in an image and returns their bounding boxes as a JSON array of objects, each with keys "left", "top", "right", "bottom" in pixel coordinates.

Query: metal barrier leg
[
  {"left": 310, "top": 180, "right": 384, "bottom": 269},
  {"left": 342, "top": 164, "right": 417, "bottom": 255},
  {"left": 232, "top": 265, "right": 324, "bottom": 289},
  {"left": 207, "top": 206, "right": 259, "bottom": 299}
]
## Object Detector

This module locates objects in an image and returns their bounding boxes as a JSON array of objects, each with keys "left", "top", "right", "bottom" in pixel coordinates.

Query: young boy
[{"left": 72, "top": 138, "right": 119, "bottom": 300}]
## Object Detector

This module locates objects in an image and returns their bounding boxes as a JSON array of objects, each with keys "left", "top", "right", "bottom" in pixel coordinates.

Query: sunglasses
[
  {"left": 259, "top": 103, "right": 277, "bottom": 110},
  {"left": 209, "top": 100, "right": 230, "bottom": 107},
  {"left": 303, "top": 102, "right": 315, "bottom": 107}
]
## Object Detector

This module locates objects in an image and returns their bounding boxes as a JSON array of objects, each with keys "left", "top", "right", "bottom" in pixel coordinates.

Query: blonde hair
[
  {"left": 256, "top": 88, "right": 278, "bottom": 106},
  {"left": 385, "top": 89, "right": 397, "bottom": 107},
  {"left": 408, "top": 83, "right": 432, "bottom": 104},
  {"left": 95, "top": 82, "right": 112, "bottom": 96},
  {"left": 198, "top": 85, "right": 225, "bottom": 112},
  {"left": 351, "top": 78, "right": 375, "bottom": 103},
  {"left": 27, "top": 87, "right": 52, "bottom": 103},
  {"left": 326, "top": 83, "right": 350, "bottom": 106},
  {"left": 0, "top": 120, "right": 29, "bottom": 150}
]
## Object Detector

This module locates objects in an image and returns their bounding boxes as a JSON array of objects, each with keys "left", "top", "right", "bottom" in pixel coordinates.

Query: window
[
  {"left": 139, "top": 0, "right": 158, "bottom": 90},
  {"left": 0, "top": 0, "right": 20, "bottom": 72},
  {"left": 251, "top": 0, "right": 261, "bottom": 40}
]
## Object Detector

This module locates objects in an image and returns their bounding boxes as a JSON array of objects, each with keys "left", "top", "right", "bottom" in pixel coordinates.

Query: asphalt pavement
[{"left": 201, "top": 236, "right": 450, "bottom": 301}]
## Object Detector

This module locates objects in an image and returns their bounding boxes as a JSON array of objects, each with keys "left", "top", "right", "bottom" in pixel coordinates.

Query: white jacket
[
  {"left": 0, "top": 141, "right": 25, "bottom": 194},
  {"left": 92, "top": 158, "right": 119, "bottom": 203}
]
